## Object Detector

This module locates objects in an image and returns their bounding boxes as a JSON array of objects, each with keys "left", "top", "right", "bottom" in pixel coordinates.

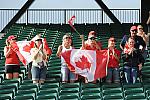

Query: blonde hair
[{"left": 5, "top": 39, "right": 10, "bottom": 46}]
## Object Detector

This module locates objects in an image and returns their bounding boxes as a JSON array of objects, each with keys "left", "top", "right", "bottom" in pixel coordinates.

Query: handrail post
[
  {"left": 64, "top": 9, "right": 66, "bottom": 24},
  {"left": 27, "top": 9, "right": 28, "bottom": 25}
]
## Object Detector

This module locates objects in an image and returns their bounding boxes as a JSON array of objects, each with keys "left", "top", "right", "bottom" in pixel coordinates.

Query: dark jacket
[{"left": 122, "top": 49, "right": 145, "bottom": 67}]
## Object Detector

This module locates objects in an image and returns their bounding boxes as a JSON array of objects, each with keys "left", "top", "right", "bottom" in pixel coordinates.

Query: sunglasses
[
  {"left": 35, "top": 39, "right": 42, "bottom": 41},
  {"left": 89, "top": 37, "right": 96, "bottom": 40},
  {"left": 109, "top": 40, "right": 116, "bottom": 42},
  {"left": 65, "top": 37, "right": 71, "bottom": 39},
  {"left": 131, "top": 30, "right": 137, "bottom": 32},
  {"left": 138, "top": 28, "right": 143, "bottom": 30},
  {"left": 12, "top": 38, "right": 17, "bottom": 40}
]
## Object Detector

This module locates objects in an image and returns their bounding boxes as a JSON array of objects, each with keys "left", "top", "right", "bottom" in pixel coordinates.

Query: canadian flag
[
  {"left": 13, "top": 37, "right": 51, "bottom": 66},
  {"left": 16, "top": 41, "right": 34, "bottom": 64},
  {"left": 62, "top": 49, "right": 108, "bottom": 82}
]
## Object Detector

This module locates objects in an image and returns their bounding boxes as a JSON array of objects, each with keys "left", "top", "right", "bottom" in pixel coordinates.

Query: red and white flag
[
  {"left": 68, "top": 15, "right": 76, "bottom": 31},
  {"left": 62, "top": 49, "right": 108, "bottom": 82},
  {"left": 17, "top": 41, "right": 34, "bottom": 64},
  {"left": 16, "top": 37, "right": 52, "bottom": 65}
]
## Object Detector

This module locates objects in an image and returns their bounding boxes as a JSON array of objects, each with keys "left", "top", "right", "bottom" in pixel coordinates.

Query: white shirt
[{"left": 30, "top": 48, "right": 47, "bottom": 67}]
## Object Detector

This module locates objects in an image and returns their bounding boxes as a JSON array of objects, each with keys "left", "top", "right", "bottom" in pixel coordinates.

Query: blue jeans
[
  {"left": 106, "top": 67, "right": 120, "bottom": 83},
  {"left": 124, "top": 66, "right": 138, "bottom": 84},
  {"left": 61, "top": 64, "right": 76, "bottom": 82},
  {"left": 31, "top": 66, "right": 47, "bottom": 81}
]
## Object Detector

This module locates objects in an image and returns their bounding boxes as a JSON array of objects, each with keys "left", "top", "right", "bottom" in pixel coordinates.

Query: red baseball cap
[
  {"left": 130, "top": 26, "right": 137, "bottom": 31},
  {"left": 7, "top": 35, "right": 16, "bottom": 41}
]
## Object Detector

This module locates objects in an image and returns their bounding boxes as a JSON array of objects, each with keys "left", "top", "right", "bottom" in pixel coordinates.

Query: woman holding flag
[
  {"left": 30, "top": 35, "right": 49, "bottom": 85},
  {"left": 56, "top": 33, "right": 77, "bottom": 83},
  {"left": 4, "top": 35, "right": 21, "bottom": 79}
]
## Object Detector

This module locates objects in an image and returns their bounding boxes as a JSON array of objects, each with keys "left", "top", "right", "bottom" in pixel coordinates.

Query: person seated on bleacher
[
  {"left": 4, "top": 35, "right": 20, "bottom": 79},
  {"left": 137, "top": 25, "right": 149, "bottom": 60},
  {"left": 56, "top": 33, "right": 77, "bottom": 83},
  {"left": 80, "top": 31, "right": 102, "bottom": 83},
  {"left": 122, "top": 37, "right": 145, "bottom": 84},
  {"left": 105, "top": 37, "right": 121, "bottom": 84},
  {"left": 30, "top": 35, "right": 48, "bottom": 85}
]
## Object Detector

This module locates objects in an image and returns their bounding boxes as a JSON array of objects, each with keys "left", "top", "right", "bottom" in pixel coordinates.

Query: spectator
[
  {"left": 122, "top": 37, "right": 144, "bottom": 84},
  {"left": 81, "top": 31, "right": 102, "bottom": 50},
  {"left": 137, "top": 25, "right": 149, "bottom": 59},
  {"left": 56, "top": 33, "right": 77, "bottom": 83},
  {"left": 4, "top": 35, "right": 20, "bottom": 79},
  {"left": 30, "top": 35, "right": 48, "bottom": 85},
  {"left": 28, "top": 35, "right": 52, "bottom": 79},
  {"left": 106, "top": 37, "right": 121, "bottom": 84},
  {"left": 80, "top": 31, "right": 102, "bottom": 83},
  {"left": 120, "top": 26, "right": 146, "bottom": 51}
]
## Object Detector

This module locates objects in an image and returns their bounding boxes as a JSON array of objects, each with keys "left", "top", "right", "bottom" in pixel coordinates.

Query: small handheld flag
[{"left": 68, "top": 15, "right": 80, "bottom": 35}]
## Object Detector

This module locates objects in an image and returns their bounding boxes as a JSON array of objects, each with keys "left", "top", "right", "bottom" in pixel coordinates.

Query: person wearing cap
[
  {"left": 106, "top": 37, "right": 121, "bottom": 83},
  {"left": 81, "top": 31, "right": 102, "bottom": 50},
  {"left": 4, "top": 35, "right": 20, "bottom": 79},
  {"left": 30, "top": 35, "right": 48, "bottom": 85},
  {"left": 122, "top": 37, "right": 144, "bottom": 84},
  {"left": 137, "top": 25, "right": 149, "bottom": 60},
  {"left": 120, "top": 25, "right": 146, "bottom": 51},
  {"left": 80, "top": 31, "right": 102, "bottom": 83},
  {"left": 56, "top": 33, "right": 77, "bottom": 83}
]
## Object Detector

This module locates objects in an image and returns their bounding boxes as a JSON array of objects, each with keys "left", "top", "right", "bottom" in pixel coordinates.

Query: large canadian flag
[
  {"left": 62, "top": 49, "right": 108, "bottom": 82},
  {"left": 12, "top": 38, "right": 51, "bottom": 66}
]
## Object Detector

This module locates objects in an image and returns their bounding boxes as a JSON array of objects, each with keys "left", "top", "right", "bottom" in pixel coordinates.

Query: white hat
[
  {"left": 62, "top": 34, "right": 71, "bottom": 40},
  {"left": 32, "top": 35, "right": 42, "bottom": 41}
]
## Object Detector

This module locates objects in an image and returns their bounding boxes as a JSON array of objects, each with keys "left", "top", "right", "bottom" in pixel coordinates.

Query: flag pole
[
  {"left": 70, "top": 25, "right": 81, "bottom": 36},
  {"left": 68, "top": 15, "right": 81, "bottom": 36}
]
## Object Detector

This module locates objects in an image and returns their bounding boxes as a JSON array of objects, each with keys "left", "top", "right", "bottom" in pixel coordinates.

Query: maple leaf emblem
[
  {"left": 23, "top": 41, "right": 34, "bottom": 53},
  {"left": 23, "top": 45, "right": 31, "bottom": 53},
  {"left": 75, "top": 55, "right": 91, "bottom": 70}
]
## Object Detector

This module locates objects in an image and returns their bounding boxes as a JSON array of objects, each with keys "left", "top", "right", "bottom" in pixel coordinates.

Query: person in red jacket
[
  {"left": 106, "top": 37, "right": 121, "bottom": 83},
  {"left": 4, "top": 35, "right": 20, "bottom": 79}
]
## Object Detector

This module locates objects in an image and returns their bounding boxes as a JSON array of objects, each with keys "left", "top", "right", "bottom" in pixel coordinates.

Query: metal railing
[{"left": 0, "top": 9, "right": 140, "bottom": 32}]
